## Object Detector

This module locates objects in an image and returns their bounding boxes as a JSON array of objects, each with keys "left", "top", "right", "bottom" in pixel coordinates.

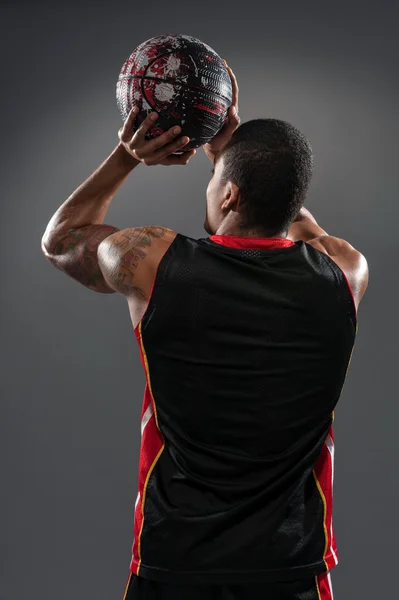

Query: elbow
[
  {"left": 41, "top": 235, "right": 49, "bottom": 255},
  {"left": 41, "top": 233, "right": 54, "bottom": 260},
  {"left": 41, "top": 230, "right": 60, "bottom": 263},
  {"left": 41, "top": 224, "right": 63, "bottom": 259}
]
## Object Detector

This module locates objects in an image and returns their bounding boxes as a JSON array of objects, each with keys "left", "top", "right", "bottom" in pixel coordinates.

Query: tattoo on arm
[
  {"left": 49, "top": 225, "right": 120, "bottom": 294},
  {"left": 98, "top": 226, "right": 167, "bottom": 298}
]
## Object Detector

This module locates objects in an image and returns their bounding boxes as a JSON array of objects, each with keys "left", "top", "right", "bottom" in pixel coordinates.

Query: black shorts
[{"left": 122, "top": 571, "right": 334, "bottom": 599}]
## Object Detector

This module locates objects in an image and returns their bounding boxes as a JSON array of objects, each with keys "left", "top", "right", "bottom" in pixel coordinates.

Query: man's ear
[{"left": 221, "top": 183, "right": 240, "bottom": 212}]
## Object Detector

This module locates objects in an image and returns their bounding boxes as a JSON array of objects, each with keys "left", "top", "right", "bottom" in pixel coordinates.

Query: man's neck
[{"left": 213, "top": 228, "right": 287, "bottom": 239}]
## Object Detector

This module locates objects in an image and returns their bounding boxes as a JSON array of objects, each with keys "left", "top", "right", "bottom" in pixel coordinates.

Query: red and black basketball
[{"left": 116, "top": 34, "right": 233, "bottom": 152}]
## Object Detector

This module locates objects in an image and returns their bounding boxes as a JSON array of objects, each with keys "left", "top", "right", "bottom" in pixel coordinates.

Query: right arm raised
[
  {"left": 286, "top": 207, "right": 329, "bottom": 242},
  {"left": 287, "top": 208, "right": 369, "bottom": 310}
]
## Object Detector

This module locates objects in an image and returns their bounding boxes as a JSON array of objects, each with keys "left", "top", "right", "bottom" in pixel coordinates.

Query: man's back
[{"left": 127, "top": 232, "right": 357, "bottom": 584}]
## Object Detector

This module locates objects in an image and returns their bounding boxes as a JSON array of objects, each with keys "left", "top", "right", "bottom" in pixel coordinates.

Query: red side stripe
[
  {"left": 130, "top": 323, "right": 165, "bottom": 576},
  {"left": 316, "top": 572, "right": 334, "bottom": 600},
  {"left": 313, "top": 425, "right": 338, "bottom": 571}
]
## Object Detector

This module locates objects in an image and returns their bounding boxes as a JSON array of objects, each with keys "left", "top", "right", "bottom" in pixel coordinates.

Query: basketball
[{"left": 116, "top": 33, "right": 233, "bottom": 152}]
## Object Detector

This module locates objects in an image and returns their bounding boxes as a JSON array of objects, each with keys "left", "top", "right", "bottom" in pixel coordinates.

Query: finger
[
  {"left": 218, "top": 105, "right": 240, "bottom": 136},
  {"left": 132, "top": 111, "right": 159, "bottom": 146},
  {"left": 140, "top": 124, "right": 183, "bottom": 155},
  {"left": 120, "top": 106, "right": 139, "bottom": 143},
  {"left": 206, "top": 111, "right": 240, "bottom": 152},
  {"left": 160, "top": 149, "right": 197, "bottom": 166},
  {"left": 228, "top": 104, "right": 240, "bottom": 127},
  {"left": 151, "top": 135, "right": 191, "bottom": 162},
  {"left": 224, "top": 62, "right": 239, "bottom": 112}
]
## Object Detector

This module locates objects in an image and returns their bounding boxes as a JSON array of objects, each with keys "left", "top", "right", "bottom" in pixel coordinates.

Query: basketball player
[{"left": 41, "top": 62, "right": 368, "bottom": 600}]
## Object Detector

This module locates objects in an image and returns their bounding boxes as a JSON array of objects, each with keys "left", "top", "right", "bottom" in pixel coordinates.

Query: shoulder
[
  {"left": 306, "top": 235, "right": 369, "bottom": 309},
  {"left": 97, "top": 226, "right": 177, "bottom": 297},
  {"left": 103, "top": 226, "right": 177, "bottom": 250},
  {"left": 98, "top": 226, "right": 177, "bottom": 261}
]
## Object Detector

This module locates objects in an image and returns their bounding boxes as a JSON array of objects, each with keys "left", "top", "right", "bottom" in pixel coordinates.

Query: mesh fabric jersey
[{"left": 128, "top": 233, "right": 357, "bottom": 585}]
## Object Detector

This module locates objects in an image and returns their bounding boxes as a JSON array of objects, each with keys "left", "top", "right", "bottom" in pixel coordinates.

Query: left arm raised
[
  {"left": 41, "top": 106, "right": 195, "bottom": 294},
  {"left": 41, "top": 143, "right": 139, "bottom": 293}
]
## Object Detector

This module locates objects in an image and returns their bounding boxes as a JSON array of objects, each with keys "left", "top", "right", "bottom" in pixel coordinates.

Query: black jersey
[{"left": 129, "top": 233, "right": 357, "bottom": 584}]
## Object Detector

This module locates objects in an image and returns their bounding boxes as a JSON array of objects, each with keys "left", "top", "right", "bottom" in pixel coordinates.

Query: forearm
[
  {"left": 287, "top": 207, "right": 328, "bottom": 242},
  {"left": 292, "top": 207, "right": 318, "bottom": 224},
  {"left": 42, "top": 143, "right": 139, "bottom": 253}
]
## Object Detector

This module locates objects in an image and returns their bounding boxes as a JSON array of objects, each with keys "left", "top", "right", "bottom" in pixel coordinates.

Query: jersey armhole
[
  {"left": 336, "top": 265, "right": 357, "bottom": 316},
  {"left": 323, "top": 253, "right": 358, "bottom": 326},
  {"left": 133, "top": 233, "right": 182, "bottom": 336},
  {"left": 306, "top": 242, "right": 358, "bottom": 326}
]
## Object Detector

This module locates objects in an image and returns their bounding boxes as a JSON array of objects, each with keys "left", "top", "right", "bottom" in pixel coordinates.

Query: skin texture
[
  {"left": 98, "top": 225, "right": 172, "bottom": 299},
  {"left": 98, "top": 227, "right": 163, "bottom": 299},
  {"left": 205, "top": 152, "right": 242, "bottom": 236}
]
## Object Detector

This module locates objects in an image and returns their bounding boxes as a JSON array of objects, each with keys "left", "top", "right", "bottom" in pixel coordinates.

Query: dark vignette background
[{"left": 1, "top": 1, "right": 397, "bottom": 598}]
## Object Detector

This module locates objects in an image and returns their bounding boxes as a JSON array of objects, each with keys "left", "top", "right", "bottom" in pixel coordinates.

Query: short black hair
[{"left": 219, "top": 119, "right": 314, "bottom": 236}]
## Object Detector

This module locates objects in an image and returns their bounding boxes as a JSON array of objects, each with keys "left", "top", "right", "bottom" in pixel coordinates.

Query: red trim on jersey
[
  {"left": 316, "top": 572, "right": 334, "bottom": 600},
  {"left": 130, "top": 322, "right": 165, "bottom": 577},
  {"left": 313, "top": 425, "right": 339, "bottom": 571},
  {"left": 209, "top": 235, "right": 295, "bottom": 250}
]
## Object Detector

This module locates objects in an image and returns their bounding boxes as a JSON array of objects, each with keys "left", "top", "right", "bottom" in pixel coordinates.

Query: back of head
[{"left": 220, "top": 119, "right": 314, "bottom": 236}]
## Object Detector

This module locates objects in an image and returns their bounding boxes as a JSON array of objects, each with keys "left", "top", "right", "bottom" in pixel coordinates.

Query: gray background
[{"left": 1, "top": 1, "right": 397, "bottom": 598}]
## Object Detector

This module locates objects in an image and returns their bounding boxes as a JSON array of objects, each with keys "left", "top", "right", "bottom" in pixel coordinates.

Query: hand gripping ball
[{"left": 116, "top": 33, "right": 233, "bottom": 152}]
